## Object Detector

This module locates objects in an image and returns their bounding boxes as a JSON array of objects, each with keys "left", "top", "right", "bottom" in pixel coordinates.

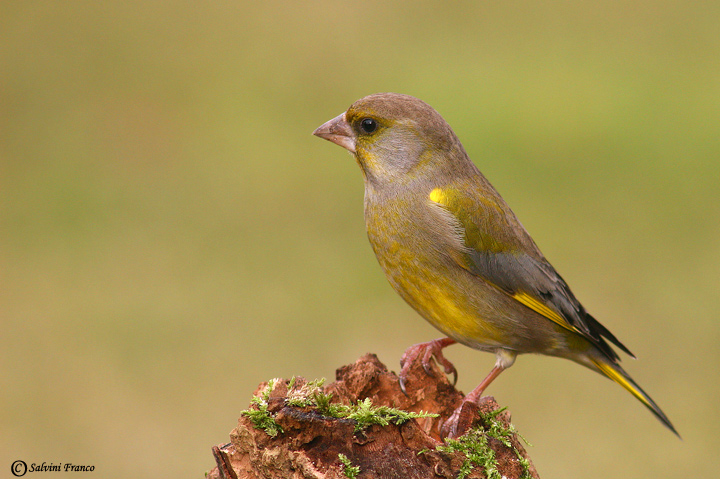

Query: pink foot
[{"left": 398, "top": 337, "right": 457, "bottom": 394}]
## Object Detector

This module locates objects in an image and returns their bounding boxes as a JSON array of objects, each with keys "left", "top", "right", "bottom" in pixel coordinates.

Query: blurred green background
[{"left": 2, "top": 1, "right": 718, "bottom": 477}]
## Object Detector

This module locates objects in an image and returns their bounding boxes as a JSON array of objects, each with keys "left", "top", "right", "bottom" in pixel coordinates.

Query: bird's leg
[
  {"left": 442, "top": 350, "right": 516, "bottom": 438},
  {"left": 398, "top": 337, "right": 457, "bottom": 394},
  {"left": 463, "top": 364, "right": 506, "bottom": 404}
]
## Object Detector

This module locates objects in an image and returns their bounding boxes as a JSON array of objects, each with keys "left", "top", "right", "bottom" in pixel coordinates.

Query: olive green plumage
[{"left": 313, "top": 92, "right": 677, "bottom": 436}]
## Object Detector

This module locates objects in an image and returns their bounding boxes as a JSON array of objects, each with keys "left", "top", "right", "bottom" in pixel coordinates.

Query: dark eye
[{"left": 360, "top": 118, "right": 377, "bottom": 134}]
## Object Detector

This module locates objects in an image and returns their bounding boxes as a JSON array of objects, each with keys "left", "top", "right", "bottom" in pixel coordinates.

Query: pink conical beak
[{"left": 313, "top": 112, "right": 356, "bottom": 153}]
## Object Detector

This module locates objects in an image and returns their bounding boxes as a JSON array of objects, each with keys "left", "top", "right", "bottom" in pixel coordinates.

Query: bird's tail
[{"left": 590, "top": 357, "right": 679, "bottom": 437}]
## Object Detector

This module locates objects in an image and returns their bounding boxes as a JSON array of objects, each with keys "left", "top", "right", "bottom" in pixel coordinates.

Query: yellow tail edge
[{"left": 591, "top": 358, "right": 679, "bottom": 437}]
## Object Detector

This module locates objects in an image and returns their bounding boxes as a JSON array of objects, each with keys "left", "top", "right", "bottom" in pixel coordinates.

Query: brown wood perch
[{"left": 207, "top": 353, "right": 539, "bottom": 479}]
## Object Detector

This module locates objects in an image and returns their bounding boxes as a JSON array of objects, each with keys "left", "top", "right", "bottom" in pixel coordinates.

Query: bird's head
[{"left": 313, "top": 93, "right": 468, "bottom": 186}]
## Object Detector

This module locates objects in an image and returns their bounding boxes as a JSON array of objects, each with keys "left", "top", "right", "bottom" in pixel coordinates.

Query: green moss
[
  {"left": 343, "top": 397, "right": 437, "bottom": 432},
  {"left": 241, "top": 377, "right": 437, "bottom": 437},
  {"left": 240, "top": 378, "right": 284, "bottom": 437},
  {"left": 437, "top": 427, "right": 499, "bottom": 479},
  {"left": 435, "top": 407, "right": 532, "bottom": 479},
  {"left": 482, "top": 407, "right": 531, "bottom": 448},
  {"left": 286, "top": 377, "right": 326, "bottom": 408},
  {"left": 297, "top": 378, "right": 437, "bottom": 431},
  {"left": 338, "top": 453, "right": 360, "bottom": 479}
]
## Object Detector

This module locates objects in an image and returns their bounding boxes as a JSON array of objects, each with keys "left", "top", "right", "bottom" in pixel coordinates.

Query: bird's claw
[
  {"left": 422, "top": 360, "right": 436, "bottom": 377},
  {"left": 441, "top": 400, "right": 480, "bottom": 439},
  {"left": 430, "top": 350, "right": 458, "bottom": 386},
  {"left": 397, "top": 337, "right": 458, "bottom": 393}
]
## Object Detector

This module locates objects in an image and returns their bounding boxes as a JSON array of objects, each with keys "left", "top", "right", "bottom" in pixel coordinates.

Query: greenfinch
[{"left": 313, "top": 93, "right": 677, "bottom": 436}]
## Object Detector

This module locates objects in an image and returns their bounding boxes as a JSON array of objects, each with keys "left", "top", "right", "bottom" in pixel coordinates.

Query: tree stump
[{"left": 207, "top": 353, "right": 538, "bottom": 479}]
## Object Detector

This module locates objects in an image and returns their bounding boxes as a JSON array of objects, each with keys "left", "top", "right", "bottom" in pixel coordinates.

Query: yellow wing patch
[
  {"left": 512, "top": 291, "right": 576, "bottom": 334},
  {"left": 429, "top": 187, "right": 447, "bottom": 205}
]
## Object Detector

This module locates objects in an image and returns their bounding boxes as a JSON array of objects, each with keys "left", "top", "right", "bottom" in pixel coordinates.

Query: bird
[{"left": 312, "top": 92, "right": 677, "bottom": 437}]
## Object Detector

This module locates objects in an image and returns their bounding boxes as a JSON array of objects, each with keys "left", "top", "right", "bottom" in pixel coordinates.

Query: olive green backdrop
[{"left": 2, "top": 2, "right": 718, "bottom": 478}]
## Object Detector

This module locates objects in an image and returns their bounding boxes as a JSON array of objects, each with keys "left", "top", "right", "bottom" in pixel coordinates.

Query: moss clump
[
  {"left": 435, "top": 407, "right": 532, "bottom": 479},
  {"left": 286, "top": 377, "right": 326, "bottom": 408},
  {"left": 241, "top": 377, "right": 437, "bottom": 436},
  {"left": 344, "top": 397, "right": 437, "bottom": 431},
  {"left": 337, "top": 453, "right": 360, "bottom": 479},
  {"left": 293, "top": 378, "right": 437, "bottom": 432},
  {"left": 240, "top": 378, "right": 284, "bottom": 437}
]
